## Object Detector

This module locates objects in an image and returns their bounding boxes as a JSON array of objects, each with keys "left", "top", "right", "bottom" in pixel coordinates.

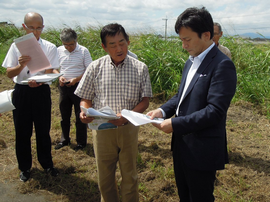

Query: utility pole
[{"left": 162, "top": 17, "right": 168, "bottom": 40}]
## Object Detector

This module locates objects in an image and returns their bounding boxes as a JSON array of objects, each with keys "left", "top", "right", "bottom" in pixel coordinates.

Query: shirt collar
[
  {"left": 37, "top": 38, "right": 42, "bottom": 45},
  {"left": 64, "top": 42, "right": 79, "bottom": 53},
  {"left": 74, "top": 43, "right": 79, "bottom": 52},
  {"left": 189, "top": 42, "right": 215, "bottom": 64},
  {"left": 109, "top": 55, "right": 128, "bottom": 68}
]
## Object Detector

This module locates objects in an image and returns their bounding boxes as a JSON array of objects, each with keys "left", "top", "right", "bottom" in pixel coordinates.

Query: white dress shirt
[
  {"left": 2, "top": 38, "right": 59, "bottom": 84},
  {"left": 57, "top": 43, "right": 92, "bottom": 80},
  {"left": 175, "top": 42, "right": 215, "bottom": 116}
]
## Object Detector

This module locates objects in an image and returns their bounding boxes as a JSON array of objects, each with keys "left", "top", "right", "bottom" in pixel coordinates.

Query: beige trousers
[{"left": 93, "top": 123, "right": 140, "bottom": 202}]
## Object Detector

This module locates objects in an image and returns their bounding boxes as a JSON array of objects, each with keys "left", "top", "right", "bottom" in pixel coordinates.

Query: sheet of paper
[
  {"left": 80, "top": 106, "right": 119, "bottom": 119},
  {"left": 0, "top": 90, "right": 16, "bottom": 113},
  {"left": 80, "top": 106, "right": 119, "bottom": 130},
  {"left": 87, "top": 119, "right": 117, "bottom": 130},
  {"left": 14, "top": 33, "right": 51, "bottom": 73},
  {"left": 121, "top": 109, "right": 164, "bottom": 126},
  {"left": 21, "top": 73, "right": 63, "bottom": 84}
]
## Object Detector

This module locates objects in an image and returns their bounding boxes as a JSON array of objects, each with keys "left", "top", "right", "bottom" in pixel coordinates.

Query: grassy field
[
  {"left": 1, "top": 25, "right": 269, "bottom": 111},
  {"left": 0, "top": 25, "right": 270, "bottom": 201}
]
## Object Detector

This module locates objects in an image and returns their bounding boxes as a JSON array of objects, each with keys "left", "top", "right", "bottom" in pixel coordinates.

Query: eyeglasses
[
  {"left": 23, "top": 24, "right": 43, "bottom": 32},
  {"left": 63, "top": 42, "right": 76, "bottom": 47}
]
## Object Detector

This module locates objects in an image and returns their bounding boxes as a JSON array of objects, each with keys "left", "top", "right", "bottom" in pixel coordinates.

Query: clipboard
[
  {"left": 21, "top": 73, "right": 63, "bottom": 84},
  {"left": 14, "top": 33, "right": 51, "bottom": 73}
]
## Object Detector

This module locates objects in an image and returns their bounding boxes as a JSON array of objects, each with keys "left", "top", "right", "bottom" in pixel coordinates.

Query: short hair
[
  {"left": 175, "top": 7, "right": 214, "bottom": 39},
  {"left": 60, "top": 28, "right": 77, "bottom": 42},
  {"left": 214, "top": 22, "right": 222, "bottom": 33},
  {"left": 100, "top": 23, "right": 129, "bottom": 47}
]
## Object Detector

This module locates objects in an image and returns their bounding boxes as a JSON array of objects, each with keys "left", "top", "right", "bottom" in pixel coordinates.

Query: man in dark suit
[{"left": 147, "top": 7, "right": 237, "bottom": 202}]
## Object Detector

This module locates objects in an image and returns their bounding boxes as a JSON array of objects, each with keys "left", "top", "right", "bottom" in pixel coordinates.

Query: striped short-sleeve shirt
[
  {"left": 75, "top": 55, "right": 152, "bottom": 113},
  {"left": 57, "top": 43, "right": 92, "bottom": 80}
]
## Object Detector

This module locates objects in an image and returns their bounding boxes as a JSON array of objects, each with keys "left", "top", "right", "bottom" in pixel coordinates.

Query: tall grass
[
  {"left": 0, "top": 25, "right": 269, "bottom": 117},
  {"left": 0, "top": 25, "right": 24, "bottom": 74},
  {"left": 132, "top": 34, "right": 187, "bottom": 99},
  {"left": 224, "top": 36, "right": 270, "bottom": 116},
  {"left": 0, "top": 25, "right": 23, "bottom": 44}
]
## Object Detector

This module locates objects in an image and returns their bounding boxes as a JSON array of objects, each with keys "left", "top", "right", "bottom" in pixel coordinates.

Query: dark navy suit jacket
[{"left": 161, "top": 45, "right": 237, "bottom": 171}]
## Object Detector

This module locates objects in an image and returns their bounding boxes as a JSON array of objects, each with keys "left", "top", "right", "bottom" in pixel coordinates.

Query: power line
[
  {"left": 225, "top": 27, "right": 270, "bottom": 31},
  {"left": 214, "top": 11, "right": 270, "bottom": 19},
  {"left": 135, "top": 19, "right": 161, "bottom": 25}
]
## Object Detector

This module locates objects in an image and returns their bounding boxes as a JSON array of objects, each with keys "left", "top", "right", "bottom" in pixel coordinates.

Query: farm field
[
  {"left": 0, "top": 74, "right": 270, "bottom": 202},
  {"left": 0, "top": 24, "right": 270, "bottom": 201}
]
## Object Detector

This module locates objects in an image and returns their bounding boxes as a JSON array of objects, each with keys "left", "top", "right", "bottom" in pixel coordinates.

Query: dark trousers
[
  {"left": 12, "top": 84, "right": 53, "bottom": 171},
  {"left": 59, "top": 84, "right": 87, "bottom": 145},
  {"left": 173, "top": 147, "right": 216, "bottom": 202}
]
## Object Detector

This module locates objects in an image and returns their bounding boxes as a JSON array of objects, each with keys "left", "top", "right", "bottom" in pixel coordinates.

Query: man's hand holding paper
[
  {"left": 18, "top": 55, "right": 31, "bottom": 68},
  {"left": 108, "top": 112, "right": 128, "bottom": 126},
  {"left": 18, "top": 55, "right": 42, "bottom": 88},
  {"left": 121, "top": 109, "right": 164, "bottom": 126},
  {"left": 80, "top": 106, "right": 95, "bottom": 124},
  {"left": 146, "top": 108, "right": 163, "bottom": 120},
  {"left": 80, "top": 106, "right": 119, "bottom": 130},
  {"left": 146, "top": 109, "right": 173, "bottom": 133},
  {"left": 14, "top": 33, "right": 51, "bottom": 73},
  {"left": 28, "top": 80, "right": 43, "bottom": 88},
  {"left": 152, "top": 119, "right": 173, "bottom": 134}
]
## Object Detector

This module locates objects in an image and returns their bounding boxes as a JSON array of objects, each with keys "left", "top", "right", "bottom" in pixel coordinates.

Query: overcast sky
[{"left": 1, "top": 0, "right": 270, "bottom": 37}]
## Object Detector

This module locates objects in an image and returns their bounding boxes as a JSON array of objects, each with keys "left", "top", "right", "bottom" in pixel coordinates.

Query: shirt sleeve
[
  {"left": 47, "top": 45, "right": 59, "bottom": 69},
  {"left": 141, "top": 64, "right": 153, "bottom": 98},
  {"left": 2, "top": 43, "right": 19, "bottom": 68},
  {"left": 84, "top": 49, "right": 92, "bottom": 68},
  {"left": 74, "top": 64, "right": 95, "bottom": 100}
]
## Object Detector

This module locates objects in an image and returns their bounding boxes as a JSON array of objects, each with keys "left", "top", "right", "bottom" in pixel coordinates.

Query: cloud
[{"left": 0, "top": 0, "right": 270, "bottom": 36}]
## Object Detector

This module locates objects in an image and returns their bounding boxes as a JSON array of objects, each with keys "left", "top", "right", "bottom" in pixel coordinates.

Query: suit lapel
[
  {"left": 177, "top": 60, "right": 192, "bottom": 104},
  {"left": 181, "top": 46, "right": 218, "bottom": 103}
]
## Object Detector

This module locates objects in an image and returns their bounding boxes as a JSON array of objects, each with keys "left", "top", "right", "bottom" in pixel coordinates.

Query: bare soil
[{"left": 0, "top": 74, "right": 270, "bottom": 202}]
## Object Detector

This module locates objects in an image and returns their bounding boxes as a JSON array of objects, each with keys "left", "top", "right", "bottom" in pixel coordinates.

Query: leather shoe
[
  {"left": 45, "top": 167, "right": 59, "bottom": 177},
  {"left": 55, "top": 142, "right": 70, "bottom": 150},
  {"left": 20, "top": 170, "right": 30, "bottom": 182},
  {"left": 74, "top": 144, "right": 86, "bottom": 151}
]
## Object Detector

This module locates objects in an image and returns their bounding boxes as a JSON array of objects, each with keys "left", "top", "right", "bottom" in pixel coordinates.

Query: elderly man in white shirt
[{"left": 54, "top": 28, "right": 92, "bottom": 151}]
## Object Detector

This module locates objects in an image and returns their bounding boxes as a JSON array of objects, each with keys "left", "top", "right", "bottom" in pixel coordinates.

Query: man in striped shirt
[
  {"left": 75, "top": 23, "right": 152, "bottom": 202},
  {"left": 54, "top": 28, "right": 92, "bottom": 151}
]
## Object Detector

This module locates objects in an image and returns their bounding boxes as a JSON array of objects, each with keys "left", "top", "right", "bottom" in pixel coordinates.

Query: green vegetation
[
  {"left": 0, "top": 25, "right": 269, "bottom": 118},
  {"left": 1, "top": 26, "right": 270, "bottom": 201}
]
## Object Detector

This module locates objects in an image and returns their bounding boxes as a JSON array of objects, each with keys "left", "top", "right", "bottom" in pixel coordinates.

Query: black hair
[
  {"left": 100, "top": 23, "right": 129, "bottom": 47},
  {"left": 175, "top": 7, "right": 214, "bottom": 39}
]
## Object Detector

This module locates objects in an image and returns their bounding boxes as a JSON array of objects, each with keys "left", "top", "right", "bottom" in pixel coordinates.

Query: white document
[
  {"left": 21, "top": 73, "right": 63, "bottom": 84},
  {"left": 121, "top": 109, "right": 164, "bottom": 126},
  {"left": 14, "top": 33, "right": 51, "bottom": 73},
  {"left": 0, "top": 90, "right": 16, "bottom": 113},
  {"left": 80, "top": 106, "right": 119, "bottom": 130}
]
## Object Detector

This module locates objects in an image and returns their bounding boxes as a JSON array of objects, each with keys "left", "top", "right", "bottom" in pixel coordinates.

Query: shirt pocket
[{"left": 123, "top": 82, "right": 140, "bottom": 101}]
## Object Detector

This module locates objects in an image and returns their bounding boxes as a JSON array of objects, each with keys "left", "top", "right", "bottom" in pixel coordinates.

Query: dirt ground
[{"left": 0, "top": 74, "right": 270, "bottom": 202}]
